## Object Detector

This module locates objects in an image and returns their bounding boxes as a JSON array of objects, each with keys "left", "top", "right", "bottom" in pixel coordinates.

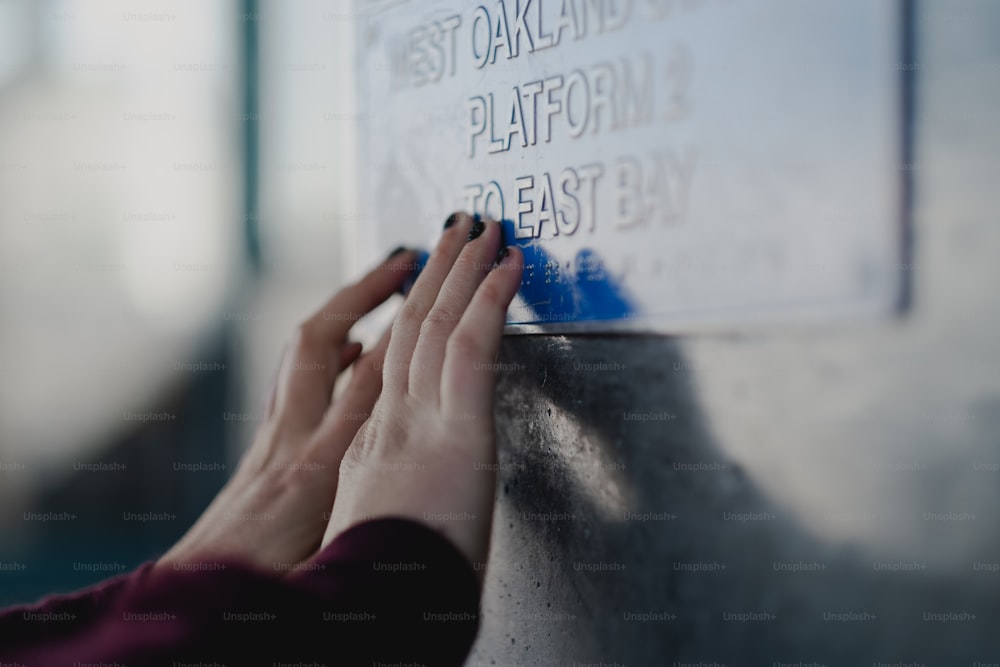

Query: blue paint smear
[
  {"left": 395, "top": 221, "right": 637, "bottom": 325},
  {"left": 499, "top": 219, "right": 637, "bottom": 325}
]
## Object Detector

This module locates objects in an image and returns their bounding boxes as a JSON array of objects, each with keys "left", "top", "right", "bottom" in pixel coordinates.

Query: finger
[
  {"left": 273, "top": 249, "right": 415, "bottom": 431},
  {"left": 409, "top": 219, "right": 503, "bottom": 397},
  {"left": 263, "top": 344, "right": 288, "bottom": 419},
  {"left": 441, "top": 246, "right": 523, "bottom": 421},
  {"left": 328, "top": 341, "right": 364, "bottom": 402},
  {"left": 311, "top": 325, "right": 392, "bottom": 464},
  {"left": 326, "top": 325, "right": 391, "bottom": 430},
  {"left": 308, "top": 249, "right": 417, "bottom": 344},
  {"left": 382, "top": 212, "right": 474, "bottom": 396},
  {"left": 340, "top": 341, "right": 363, "bottom": 367}
]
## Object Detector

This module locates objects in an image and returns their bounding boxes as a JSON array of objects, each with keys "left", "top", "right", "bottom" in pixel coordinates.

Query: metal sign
[{"left": 356, "top": 0, "right": 908, "bottom": 333}]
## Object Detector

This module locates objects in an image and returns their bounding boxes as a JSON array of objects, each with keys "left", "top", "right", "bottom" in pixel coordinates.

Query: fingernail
[
  {"left": 385, "top": 245, "right": 407, "bottom": 260},
  {"left": 444, "top": 213, "right": 460, "bottom": 229},
  {"left": 467, "top": 219, "right": 485, "bottom": 241},
  {"left": 495, "top": 245, "right": 510, "bottom": 264}
]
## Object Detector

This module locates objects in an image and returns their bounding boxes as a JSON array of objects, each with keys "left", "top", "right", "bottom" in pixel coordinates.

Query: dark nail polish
[
  {"left": 467, "top": 219, "right": 485, "bottom": 241},
  {"left": 495, "top": 245, "right": 510, "bottom": 263},
  {"left": 385, "top": 245, "right": 407, "bottom": 260},
  {"left": 444, "top": 213, "right": 459, "bottom": 229}
]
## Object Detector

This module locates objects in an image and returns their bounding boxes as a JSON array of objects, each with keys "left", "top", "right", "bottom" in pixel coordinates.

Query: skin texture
[{"left": 157, "top": 213, "right": 523, "bottom": 577}]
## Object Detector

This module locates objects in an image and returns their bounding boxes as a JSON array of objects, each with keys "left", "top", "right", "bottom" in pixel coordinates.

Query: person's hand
[
  {"left": 157, "top": 212, "right": 522, "bottom": 575},
  {"left": 322, "top": 214, "right": 523, "bottom": 572},
  {"left": 156, "top": 247, "right": 419, "bottom": 573}
]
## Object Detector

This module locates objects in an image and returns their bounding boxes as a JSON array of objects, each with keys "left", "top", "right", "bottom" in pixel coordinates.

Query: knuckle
[
  {"left": 339, "top": 413, "right": 407, "bottom": 473},
  {"left": 339, "top": 442, "right": 367, "bottom": 475},
  {"left": 451, "top": 249, "right": 476, "bottom": 271},
  {"left": 476, "top": 281, "right": 503, "bottom": 309},
  {"left": 421, "top": 306, "right": 460, "bottom": 333},
  {"left": 340, "top": 421, "right": 375, "bottom": 467},
  {"left": 448, "top": 328, "right": 485, "bottom": 362},
  {"left": 395, "top": 301, "right": 424, "bottom": 330},
  {"left": 418, "top": 316, "right": 444, "bottom": 343}
]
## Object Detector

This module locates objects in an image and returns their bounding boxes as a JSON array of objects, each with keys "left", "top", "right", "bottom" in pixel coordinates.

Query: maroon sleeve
[
  {"left": 0, "top": 518, "right": 481, "bottom": 667},
  {"left": 0, "top": 563, "right": 155, "bottom": 649}
]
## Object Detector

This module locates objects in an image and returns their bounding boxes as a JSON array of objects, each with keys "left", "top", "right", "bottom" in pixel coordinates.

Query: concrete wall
[{"left": 471, "top": 2, "right": 1000, "bottom": 664}]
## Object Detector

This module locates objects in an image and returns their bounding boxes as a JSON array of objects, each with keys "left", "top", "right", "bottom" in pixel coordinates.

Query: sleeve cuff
[{"left": 306, "top": 517, "right": 483, "bottom": 665}]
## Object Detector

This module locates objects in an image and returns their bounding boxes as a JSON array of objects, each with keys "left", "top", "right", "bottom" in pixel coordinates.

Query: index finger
[
  {"left": 272, "top": 249, "right": 418, "bottom": 431},
  {"left": 303, "top": 248, "right": 419, "bottom": 344},
  {"left": 440, "top": 246, "right": 523, "bottom": 420}
]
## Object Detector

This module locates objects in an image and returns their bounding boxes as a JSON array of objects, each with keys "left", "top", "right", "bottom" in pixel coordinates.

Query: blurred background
[
  {"left": 0, "top": 0, "right": 358, "bottom": 604},
  {"left": 2, "top": 2, "right": 1000, "bottom": 664}
]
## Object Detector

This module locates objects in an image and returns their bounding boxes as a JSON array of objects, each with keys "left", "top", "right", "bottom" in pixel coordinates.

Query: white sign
[{"left": 356, "top": 0, "right": 908, "bottom": 332}]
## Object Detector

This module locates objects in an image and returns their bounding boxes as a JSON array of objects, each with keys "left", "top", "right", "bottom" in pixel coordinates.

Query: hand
[
  {"left": 322, "top": 213, "right": 523, "bottom": 572},
  {"left": 156, "top": 247, "right": 418, "bottom": 573}
]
